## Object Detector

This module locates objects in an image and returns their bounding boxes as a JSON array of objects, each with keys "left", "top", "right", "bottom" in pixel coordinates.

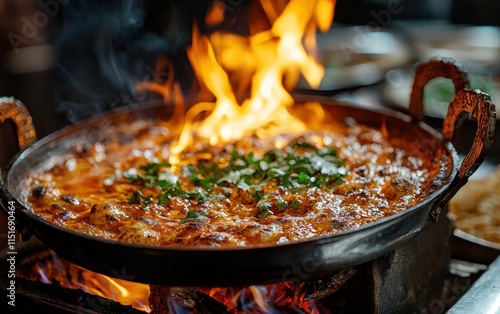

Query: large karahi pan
[{"left": 0, "top": 59, "right": 496, "bottom": 286}]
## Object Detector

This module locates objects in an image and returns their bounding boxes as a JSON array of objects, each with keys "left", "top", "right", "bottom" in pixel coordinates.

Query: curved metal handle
[
  {"left": 430, "top": 89, "right": 496, "bottom": 222},
  {"left": 0, "top": 97, "right": 37, "bottom": 151},
  {"left": 409, "top": 57, "right": 470, "bottom": 122},
  {"left": 0, "top": 97, "right": 37, "bottom": 239},
  {"left": 0, "top": 96, "right": 37, "bottom": 186},
  {"left": 408, "top": 58, "right": 496, "bottom": 222}
]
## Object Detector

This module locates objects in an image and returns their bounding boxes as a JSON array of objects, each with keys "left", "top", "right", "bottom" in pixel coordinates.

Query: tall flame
[{"left": 168, "top": 0, "right": 336, "bottom": 160}]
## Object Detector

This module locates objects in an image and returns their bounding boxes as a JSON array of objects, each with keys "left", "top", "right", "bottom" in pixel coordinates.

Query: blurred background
[
  {"left": 1, "top": 0, "right": 499, "bottom": 241},
  {"left": 1, "top": 0, "right": 499, "bottom": 159}
]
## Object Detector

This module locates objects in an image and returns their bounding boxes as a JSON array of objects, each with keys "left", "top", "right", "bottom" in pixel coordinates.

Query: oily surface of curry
[{"left": 22, "top": 115, "right": 450, "bottom": 247}]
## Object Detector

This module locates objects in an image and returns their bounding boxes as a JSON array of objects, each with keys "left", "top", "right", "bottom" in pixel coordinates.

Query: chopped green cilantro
[
  {"left": 117, "top": 137, "right": 347, "bottom": 220},
  {"left": 276, "top": 199, "right": 288, "bottom": 211},
  {"left": 128, "top": 190, "right": 153, "bottom": 210},
  {"left": 256, "top": 201, "right": 273, "bottom": 219},
  {"left": 180, "top": 210, "right": 208, "bottom": 223}
]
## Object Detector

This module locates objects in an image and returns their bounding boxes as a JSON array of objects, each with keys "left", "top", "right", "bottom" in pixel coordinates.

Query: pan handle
[
  {"left": 0, "top": 97, "right": 37, "bottom": 151},
  {"left": 409, "top": 57, "right": 470, "bottom": 122},
  {"left": 0, "top": 96, "right": 37, "bottom": 182},
  {"left": 0, "top": 97, "right": 37, "bottom": 229},
  {"left": 431, "top": 90, "right": 496, "bottom": 222},
  {"left": 408, "top": 58, "right": 496, "bottom": 222}
]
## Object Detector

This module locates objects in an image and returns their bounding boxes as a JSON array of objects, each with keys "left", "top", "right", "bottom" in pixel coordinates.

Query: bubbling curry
[{"left": 23, "top": 112, "right": 450, "bottom": 247}]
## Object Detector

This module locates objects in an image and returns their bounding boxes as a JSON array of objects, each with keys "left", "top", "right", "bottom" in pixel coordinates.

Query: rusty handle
[
  {"left": 0, "top": 96, "right": 37, "bottom": 183},
  {"left": 0, "top": 97, "right": 37, "bottom": 238},
  {"left": 431, "top": 90, "right": 496, "bottom": 221},
  {"left": 409, "top": 58, "right": 496, "bottom": 222},
  {"left": 0, "top": 97, "right": 37, "bottom": 151},
  {"left": 409, "top": 57, "right": 470, "bottom": 122}
]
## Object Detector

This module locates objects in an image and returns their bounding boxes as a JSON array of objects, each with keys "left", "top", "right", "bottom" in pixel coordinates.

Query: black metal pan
[{"left": 0, "top": 59, "right": 496, "bottom": 286}]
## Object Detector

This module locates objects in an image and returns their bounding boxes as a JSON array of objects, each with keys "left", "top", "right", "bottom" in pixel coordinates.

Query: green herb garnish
[
  {"left": 128, "top": 190, "right": 153, "bottom": 210},
  {"left": 118, "top": 137, "right": 347, "bottom": 221},
  {"left": 256, "top": 201, "right": 273, "bottom": 219},
  {"left": 180, "top": 210, "right": 208, "bottom": 224},
  {"left": 276, "top": 199, "right": 288, "bottom": 211}
]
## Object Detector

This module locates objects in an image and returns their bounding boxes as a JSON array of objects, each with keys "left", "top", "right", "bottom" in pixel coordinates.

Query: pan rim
[{"left": 2, "top": 98, "right": 459, "bottom": 253}]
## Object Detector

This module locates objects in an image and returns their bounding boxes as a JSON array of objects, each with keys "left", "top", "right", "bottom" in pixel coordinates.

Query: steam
[{"left": 54, "top": 0, "right": 208, "bottom": 122}]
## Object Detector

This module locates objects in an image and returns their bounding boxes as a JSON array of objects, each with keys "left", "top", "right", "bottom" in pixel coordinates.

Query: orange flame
[
  {"left": 23, "top": 4, "right": 337, "bottom": 311},
  {"left": 166, "top": 0, "right": 336, "bottom": 160},
  {"left": 26, "top": 251, "right": 323, "bottom": 313},
  {"left": 29, "top": 254, "right": 151, "bottom": 312},
  {"left": 78, "top": 271, "right": 151, "bottom": 312},
  {"left": 206, "top": 282, "right": 319, "bottom": 313}
]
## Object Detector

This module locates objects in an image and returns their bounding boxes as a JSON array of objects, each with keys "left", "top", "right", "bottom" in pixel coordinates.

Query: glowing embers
[
  {"left": 18, "top": 250, "right": 151, "bottom": 312},
  {"left": 18, "top": 249, "right": 357, "bottom": 313},
  {"left": 149, "top": 268, "right": 356, "bottom": 313}
]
